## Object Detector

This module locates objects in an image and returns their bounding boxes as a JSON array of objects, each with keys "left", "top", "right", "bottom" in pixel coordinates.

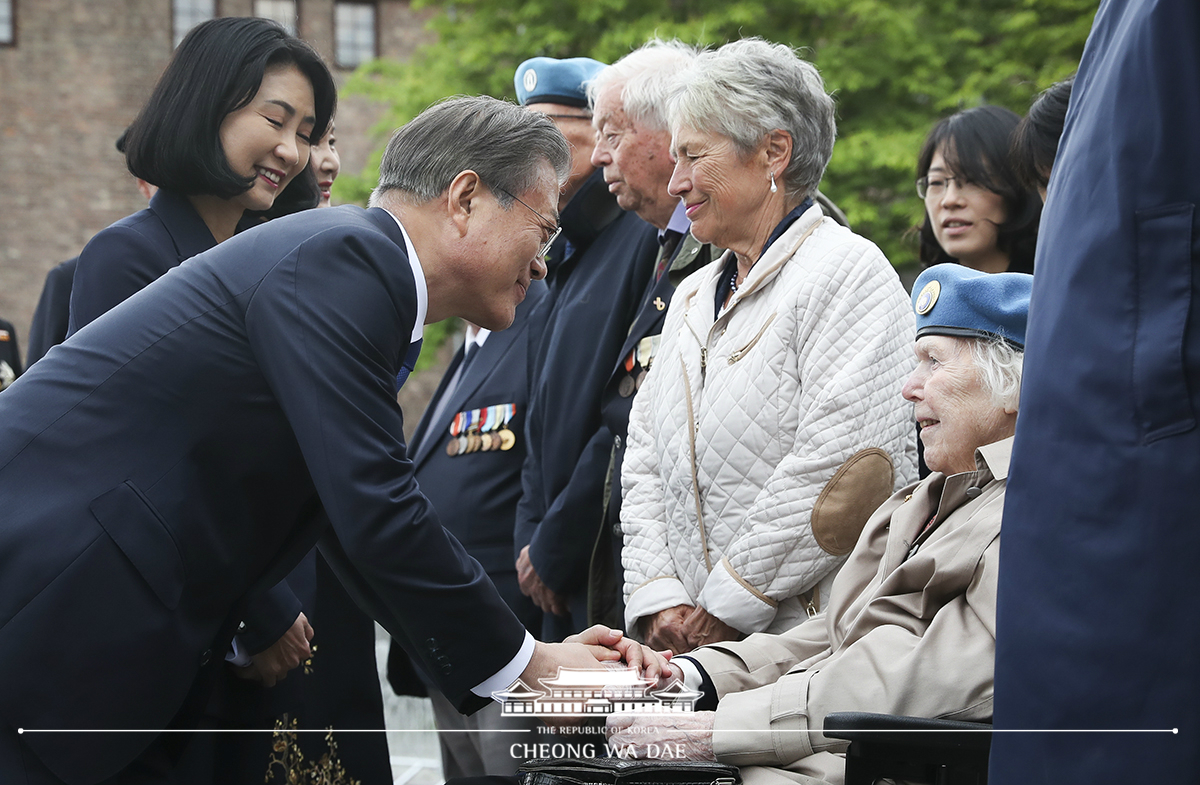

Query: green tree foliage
[{"left": 340, "top": 0, "right": 1093, "bottom": 270}]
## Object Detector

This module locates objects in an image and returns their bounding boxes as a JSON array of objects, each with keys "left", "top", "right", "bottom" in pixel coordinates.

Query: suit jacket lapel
[
  {"left": 149, "top": 189, "right": 217, "bottom": 263},
  {"left": 410, "top": 347, "right": 465, "bottom": 467}
]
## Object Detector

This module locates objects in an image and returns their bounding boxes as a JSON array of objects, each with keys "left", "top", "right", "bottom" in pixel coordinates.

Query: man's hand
[
  {"left": 232, "top": 612, "right": 314, "bottom": 687},
  {"left": 517, "top": 545, "right": 569, "bottom": 616},
  {"left": 641, "top": 604, "right": 695, "bottom": 654},
  {"left": 681, "top": 606, "right": 741, "bottom": 649},
  {"left": 606, "top": 711, "right": 717, "bottom": 761}
]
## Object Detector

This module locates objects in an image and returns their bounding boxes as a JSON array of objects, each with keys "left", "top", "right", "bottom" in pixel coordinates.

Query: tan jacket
[{"left": 687, "top": 438, "right": 1011, "bottom": 785}]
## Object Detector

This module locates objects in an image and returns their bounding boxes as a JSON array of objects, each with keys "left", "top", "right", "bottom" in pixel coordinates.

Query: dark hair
[
  {"left": 124, "top": 17, "right": 336, "bottom": 199},
  {"left": 1013, "top": 76, "right": 1074, "bottom": 193},
  {"left": 916, "top": 105, "right": 1041, "bottom": 274}
]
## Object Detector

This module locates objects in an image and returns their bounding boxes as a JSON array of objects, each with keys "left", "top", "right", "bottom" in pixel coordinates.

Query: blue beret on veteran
[
  {"left": 912, "top": 263, "right": 1033, "bottom": 348},
  {"left": 515, "top": 56, "right": 607, "bottom": 108}
]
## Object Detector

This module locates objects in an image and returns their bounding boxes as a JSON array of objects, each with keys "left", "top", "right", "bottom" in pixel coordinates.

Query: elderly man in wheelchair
[{"left": 609, "top": 264, "right": 1029, "bottom": 785}]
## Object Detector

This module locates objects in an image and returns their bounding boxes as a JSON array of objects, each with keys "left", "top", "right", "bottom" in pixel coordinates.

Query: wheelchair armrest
[{"left": 823, "top": 711, "right": 993, "bottom": 751}]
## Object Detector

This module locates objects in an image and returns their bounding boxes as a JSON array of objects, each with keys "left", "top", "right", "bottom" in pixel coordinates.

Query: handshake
[{"left": 522, "top": 625, "right": 678, "bottom": 693}]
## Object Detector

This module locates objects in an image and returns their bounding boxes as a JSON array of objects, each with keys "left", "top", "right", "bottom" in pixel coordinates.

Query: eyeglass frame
[
  {"left": 496, "top": 187, "right": 562, "bottom": 259},
  {"left": 916, "top": 174, "right": 986, "bottom": 200}
]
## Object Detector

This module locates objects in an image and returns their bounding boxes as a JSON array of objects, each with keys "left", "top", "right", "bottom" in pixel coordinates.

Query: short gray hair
[
  {"left": 667, "top": 38, "right": 836, "bottom": 200},
  {"left": 586, "top": 39, "right": 699, "bottom": 131},
  {"left": 371, "top": 95, "right": 570, "bottom": 208},
  {"left": 969, "top": 336, "right": 1024, "bottom": 411}
]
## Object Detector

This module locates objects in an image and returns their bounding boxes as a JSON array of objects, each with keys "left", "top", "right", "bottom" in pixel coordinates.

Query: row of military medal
[
  {"left": 617, "top": 335, "right": 662, "bottom": 398},
  {"left": 446, "top": 403, "right": 518, "bottom": 456}
]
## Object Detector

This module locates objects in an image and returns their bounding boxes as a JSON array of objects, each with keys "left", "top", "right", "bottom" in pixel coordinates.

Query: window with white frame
[
  {"left": 335, "top": 1, "right": 376, "bottom": 69},
  {"left": 1, "top": 0, "right": 14, "bottom": 45},
  {"left": 254, "top": 0, "right": 296, "bottom": 36},
  {"left": 173, "top": 0, "right": 215, "bottom": 48}
]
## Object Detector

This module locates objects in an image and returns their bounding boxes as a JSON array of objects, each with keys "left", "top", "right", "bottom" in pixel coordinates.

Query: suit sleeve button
[{"left": 200, "top": 649, "right": 213, "bottom": 666}]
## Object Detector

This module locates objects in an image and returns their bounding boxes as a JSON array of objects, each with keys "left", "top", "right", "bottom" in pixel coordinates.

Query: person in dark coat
[
  {"left": 0, "top": 96, "right": 663, "bottom": 785},
  {"left": 583, "top": 41, "right": 714, "bottom": 629},
  {"left": 510, "top": 56, "right": 660, "bottom": 641},
  {"left": 991, "top": 1, "right": 1200, "bottom": 782},
  {"left": 25, "top": 258, "right": 77, "bottom": 367},
  {"left": 390, "top": 284, "right": 548, "bottom": 778}
]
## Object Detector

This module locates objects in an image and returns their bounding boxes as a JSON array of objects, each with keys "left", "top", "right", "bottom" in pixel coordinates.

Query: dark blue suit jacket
[
  {"left": 992, "top": 1, "right": 1200, "bottom": 782},
  {"left": 68, "top": 188, "right": 216, "bottom": 336},
  {"left": 409, "top": 282, "right": 545, "bottom": 633},
  {"left": 0, "top": 206, "right": 525, "bottom": 784},
  {"left": 514, "top": 170, "right": 658, "bottom": 637},
  {"left": 67, "top": 189, "right": 303, "bottom": 653}
]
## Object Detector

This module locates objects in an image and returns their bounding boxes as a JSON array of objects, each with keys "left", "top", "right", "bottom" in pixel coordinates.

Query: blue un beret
[
  {"left": 912, "top": 263, "right": 1033, "bottom": 349},
  {"left": 514, "top": 56, "right": 607, "bottom": 108}
]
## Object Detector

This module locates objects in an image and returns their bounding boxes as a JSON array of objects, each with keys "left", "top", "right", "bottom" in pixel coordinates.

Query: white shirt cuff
[
  {"left": 673, "top": 655, "right": 704, "bottom": 693},
  {"left": 225, "top": 636, "right": 253, "bottom": 667},
  {"left": 472, "top": 631, "right": 536, "bottom": 698}
]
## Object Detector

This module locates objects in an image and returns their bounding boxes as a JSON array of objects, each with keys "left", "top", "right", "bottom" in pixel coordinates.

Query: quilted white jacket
[{"left": 621, "top": 205, "right": 917, "bottom": 636}]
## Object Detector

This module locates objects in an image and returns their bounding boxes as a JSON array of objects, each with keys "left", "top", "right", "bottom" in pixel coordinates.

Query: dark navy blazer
[
  {"left": 514, "top": 170, "right": 659, "bottom": 637},
  {"left": 0, "top": 206, "right": 525, "bottom": 783},
  {"left": 410, "top": 282, "right": 546, "bottom": 631},
  {"left": 992, "top": 1, "right": 1200, "bottom": 782},
  {"left": 68, "top": 187, "right": 301, "bottom": 653},
  {"left": 68, "top": 188, "right": 216, "bottom": 336}
]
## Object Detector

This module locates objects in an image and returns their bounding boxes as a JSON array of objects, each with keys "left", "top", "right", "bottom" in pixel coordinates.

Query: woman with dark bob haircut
[
  {"left": 915, "top": 105, "right": 1040, "bottom": 274},
  {"left": 68, "top": 16, "right": 336, "bottom": 333}
]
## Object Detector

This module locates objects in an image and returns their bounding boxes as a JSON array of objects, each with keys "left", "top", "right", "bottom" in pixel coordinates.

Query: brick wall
[{"left": 0, "top": 0, "right": 428, "bottom": 360}]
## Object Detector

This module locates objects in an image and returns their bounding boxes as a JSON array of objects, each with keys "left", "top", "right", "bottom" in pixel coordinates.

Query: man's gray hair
[
  {"left": 370, "top": 95, "right": 570, "bottom": 208},
  {"left": 586, "top": 39, "right": 699, "bottom": 131},
  {"left": 666, "top": 38, "right": 836, "bottom": 200},
  {"left": 969, "top": 336, "right": 1024, "bottom": 411}
]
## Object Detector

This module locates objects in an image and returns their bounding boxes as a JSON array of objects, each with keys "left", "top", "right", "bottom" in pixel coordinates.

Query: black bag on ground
[{"left": 519, "top": 757, "right": 740, "bottom": 785}]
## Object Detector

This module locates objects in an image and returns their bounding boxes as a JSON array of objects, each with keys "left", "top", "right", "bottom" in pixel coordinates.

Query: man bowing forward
[{"left": 0, "top": 96, "right": 663, "bottom": 785}]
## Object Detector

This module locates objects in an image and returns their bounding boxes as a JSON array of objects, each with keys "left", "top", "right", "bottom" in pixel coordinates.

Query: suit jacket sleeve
[
  {"left": 236, "top": 579, "right": 304, "bottom": 655},
  {"left": 245, "top": 223, "right": 526, "bottom": 708},
  {"left": 526, "top": 421, "right": 615, "bottom": 595}
]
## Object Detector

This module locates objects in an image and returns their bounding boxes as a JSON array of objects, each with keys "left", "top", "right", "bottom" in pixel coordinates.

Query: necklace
[{"left": 729, "top": 269, "right": 740, "bottom": 293}]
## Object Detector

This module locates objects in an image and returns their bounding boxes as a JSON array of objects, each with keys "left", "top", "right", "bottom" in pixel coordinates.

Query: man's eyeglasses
[{"left": 498, "top": 187, "right": 562, "bottom": 258}]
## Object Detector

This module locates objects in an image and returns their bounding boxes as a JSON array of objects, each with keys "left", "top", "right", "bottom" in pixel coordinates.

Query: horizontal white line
[{"left": 18, "top": 727, "right": 1179, "bottom": 734}]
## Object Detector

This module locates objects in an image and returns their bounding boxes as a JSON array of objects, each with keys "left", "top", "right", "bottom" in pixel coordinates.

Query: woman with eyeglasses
[{"left": 915, "top": 106, "right": 1041, "bottom": 274}]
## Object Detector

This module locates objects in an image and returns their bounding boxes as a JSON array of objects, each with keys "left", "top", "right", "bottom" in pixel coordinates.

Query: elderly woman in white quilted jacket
[{"left": 620, "top": 38, "right": 917, "bottom": 654}]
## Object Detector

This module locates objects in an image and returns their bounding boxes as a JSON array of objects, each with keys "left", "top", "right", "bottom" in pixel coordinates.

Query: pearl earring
[{"left": 770, "top": 172, "right": 778, "bottom": 194}]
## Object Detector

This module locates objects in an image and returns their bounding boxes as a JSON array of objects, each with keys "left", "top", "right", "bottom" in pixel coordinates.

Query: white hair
[
  {"left": 665, "top": 37, "right": 836, "bottom": 200},
  {"left": 969, "top": 336, "right": 1024, "bottom": 411},
  {"left": 586, "top": 39, "right": 699, "bottom": 131}
]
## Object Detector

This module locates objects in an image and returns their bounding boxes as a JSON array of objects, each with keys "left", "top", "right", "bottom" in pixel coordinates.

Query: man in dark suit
[
  {"left": 582, "top": 42, "right": 713, "bottom": 630},
  {"left": 391, "top": 284, "right": 548, "bottom": 778},
  {"left": 992, "top": 1, "right": 1200, "bottom": 782},
  {"left": 0, "top": 96, "right": 662, "bottom": 785},
  {"left": 511, "top": 57, "right": 660, "bottom": 641}
]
